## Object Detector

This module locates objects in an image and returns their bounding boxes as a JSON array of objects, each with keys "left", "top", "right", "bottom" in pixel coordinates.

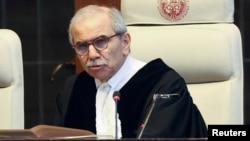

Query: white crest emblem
[{"left": 157, "top": 0, "right": 189, "bottom": 21}]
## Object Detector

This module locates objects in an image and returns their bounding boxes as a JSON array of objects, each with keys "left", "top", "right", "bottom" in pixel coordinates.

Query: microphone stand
[
  {"left": 114, "top": 99, "right": 118, "bottom": 139},
  {"left": 113, "top": 91, "right": 120, "bottom": 139}
]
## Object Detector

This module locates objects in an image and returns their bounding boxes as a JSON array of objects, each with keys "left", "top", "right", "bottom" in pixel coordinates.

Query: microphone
[
  {"left": 113, "top": 91, "right": 120, "bottom": 101},
  {"left": 113, "top": 91, "right": 120, "bottom": 139}
]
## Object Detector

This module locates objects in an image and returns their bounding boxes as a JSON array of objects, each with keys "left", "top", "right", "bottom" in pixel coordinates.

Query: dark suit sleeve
[
  {"left": 53, "top": 74, "right": 78, "bottom": 126},
  {"left": 137, "top": 71, "right": 208, "bottom": 138}
]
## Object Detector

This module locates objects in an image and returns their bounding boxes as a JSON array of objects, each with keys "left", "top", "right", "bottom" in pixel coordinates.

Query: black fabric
[
  {"left": 64, "top": 72, "right": 97, "bottom": 132},
  {"left": 54, "top": 58, "right": 208, "bottom": 138}
]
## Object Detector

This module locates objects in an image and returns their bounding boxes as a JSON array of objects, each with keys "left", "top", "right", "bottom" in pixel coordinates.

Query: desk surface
[{"left": 0, "top": 125, "right": 208, "bottom": 140}]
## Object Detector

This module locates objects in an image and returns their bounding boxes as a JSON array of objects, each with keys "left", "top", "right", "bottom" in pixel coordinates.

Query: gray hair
[{"left": 68, "top": 5, "right": 127, "bottom": 46}]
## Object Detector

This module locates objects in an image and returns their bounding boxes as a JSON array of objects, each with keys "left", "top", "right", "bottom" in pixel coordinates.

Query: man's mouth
[{"left": 89, "top": 65, "right": 102, "bottom": 70}]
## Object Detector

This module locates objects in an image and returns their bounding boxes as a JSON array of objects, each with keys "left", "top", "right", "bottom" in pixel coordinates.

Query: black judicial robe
[{"left": 54, "top": 58, "right": 208, "bottom": 138}]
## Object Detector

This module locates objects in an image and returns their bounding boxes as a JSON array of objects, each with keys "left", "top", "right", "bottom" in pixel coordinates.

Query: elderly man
[{"left": 54, "top": 5, "right": 208, "bottom": 139}]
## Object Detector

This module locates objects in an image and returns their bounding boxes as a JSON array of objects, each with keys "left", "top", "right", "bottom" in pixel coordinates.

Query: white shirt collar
[{"left": 95, "top": 55, "right": 146, "bottom": 90}]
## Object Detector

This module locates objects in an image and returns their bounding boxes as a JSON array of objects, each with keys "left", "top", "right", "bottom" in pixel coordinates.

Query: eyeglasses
[{"left": 73, "top": 33, "right": 122, "bottom": 55}]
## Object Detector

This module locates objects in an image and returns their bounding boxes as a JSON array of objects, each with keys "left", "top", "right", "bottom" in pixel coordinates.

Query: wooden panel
[
  {"left": 74, "top": 0, "right": 121, "bottom": 73},
  {"left": 74, "top": 0, "right": 120, "bottom": 11}
]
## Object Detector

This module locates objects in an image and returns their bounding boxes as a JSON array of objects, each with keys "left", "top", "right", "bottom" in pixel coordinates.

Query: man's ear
[{"left": 122, "top": 32, "right": 131, "bottom": 54}]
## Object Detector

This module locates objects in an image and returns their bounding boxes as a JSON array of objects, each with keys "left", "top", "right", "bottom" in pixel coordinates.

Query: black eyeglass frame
[{"left": 73, "top": 33, "right": 123, "bottom": 55}]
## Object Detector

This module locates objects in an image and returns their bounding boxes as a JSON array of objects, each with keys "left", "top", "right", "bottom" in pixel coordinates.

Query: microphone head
[{"left": 113, "top": 91, "right": 120, "bottom": 101}]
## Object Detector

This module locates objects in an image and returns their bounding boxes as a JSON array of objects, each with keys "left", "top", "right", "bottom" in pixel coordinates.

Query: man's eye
[
  {"left": 75, "top": 42, "right": 87, "bottom": 49},
  {"left": 95, "top": 38, "right": 107, "bottom": 46}
]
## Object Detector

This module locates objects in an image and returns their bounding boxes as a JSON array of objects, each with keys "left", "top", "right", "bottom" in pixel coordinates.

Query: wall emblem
[{"left": 157, "top": 0, "right": 189, "bottom": 21}]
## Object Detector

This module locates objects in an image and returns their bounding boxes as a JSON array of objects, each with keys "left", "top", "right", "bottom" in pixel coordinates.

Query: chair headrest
[
  {"left": 121, "top": 0, "right": 234, "bottom": 25},
  {"left": 0, "top": 40, "right": 13, "bottom": 87},
  {"left": 127, "top": 24, "right": 242, "bottom": 83}
]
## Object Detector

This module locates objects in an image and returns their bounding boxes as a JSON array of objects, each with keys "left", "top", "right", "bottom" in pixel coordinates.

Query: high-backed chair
[
  {"left": 0, "top": 29, "right": 24, "bottom": 129},
  {"left": 121, "top": 0, "right": 243, "bottom": 125}
]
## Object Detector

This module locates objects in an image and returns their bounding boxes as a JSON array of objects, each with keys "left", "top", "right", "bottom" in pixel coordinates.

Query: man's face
[{"left": 71, "top": 14, "right": 130, "bottom": 82}]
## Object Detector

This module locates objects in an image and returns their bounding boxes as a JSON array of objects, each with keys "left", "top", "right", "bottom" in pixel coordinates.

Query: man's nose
[{"left": 88, "top": 44, "right": 99, "bottom": 57}]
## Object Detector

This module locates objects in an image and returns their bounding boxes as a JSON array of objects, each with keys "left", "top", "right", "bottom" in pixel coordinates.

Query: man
[{"left": 54, "top": 5, "right": 208, "bottom": 139}]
